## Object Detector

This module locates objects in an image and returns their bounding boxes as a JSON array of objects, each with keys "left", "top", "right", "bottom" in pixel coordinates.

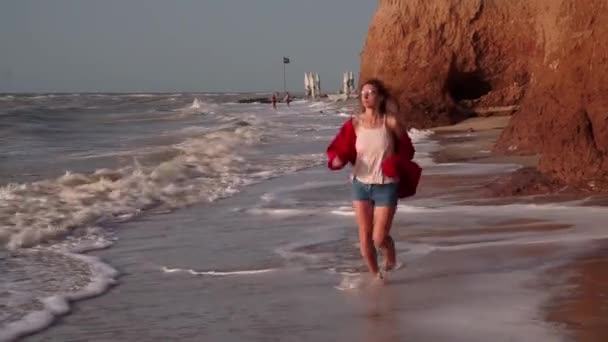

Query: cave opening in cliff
[{"left": 446, "top": 69, "right": 492, "bottom": 102}]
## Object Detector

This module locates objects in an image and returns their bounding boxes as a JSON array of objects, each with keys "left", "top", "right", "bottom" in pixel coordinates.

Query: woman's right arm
[{"left": 327, "top": 120, "right": 354, "bottom": 170}]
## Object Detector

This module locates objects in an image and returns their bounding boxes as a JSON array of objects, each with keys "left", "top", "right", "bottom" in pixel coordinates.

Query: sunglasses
[{"left": 361, "top": 89, "right": 377, "bottom": 97}]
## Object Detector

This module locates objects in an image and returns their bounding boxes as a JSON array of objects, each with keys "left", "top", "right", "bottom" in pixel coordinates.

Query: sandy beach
[
  {"left": 435, "top": 116, "right": 608, "bottom": 342},
  {"left": 4, "top": 0, "right": 608, "bottom": 340},
  {"left": 546, "top": 244, "right": 608, "bottom": 342},
  {"left": 12, "top": 106, "right": 604, "bottom": 342}
]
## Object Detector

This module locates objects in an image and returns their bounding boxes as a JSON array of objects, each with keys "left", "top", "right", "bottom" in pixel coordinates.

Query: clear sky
[{"left": 0, "top": 1, "right": 377, "bottom": 93}]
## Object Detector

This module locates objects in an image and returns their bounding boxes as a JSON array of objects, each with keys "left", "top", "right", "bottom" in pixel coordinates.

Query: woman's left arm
[{"left": 386, "top": 113, "right": 406, "bottom": 139}]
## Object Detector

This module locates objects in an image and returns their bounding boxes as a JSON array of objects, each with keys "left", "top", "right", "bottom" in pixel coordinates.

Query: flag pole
[{"left": 282, "top": 56, "right": 290, "bottom": 94}]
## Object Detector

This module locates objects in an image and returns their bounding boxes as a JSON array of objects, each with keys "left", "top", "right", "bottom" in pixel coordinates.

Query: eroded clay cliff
[{"left": 360, "top": 0, "right": 608, "bottom": 189}]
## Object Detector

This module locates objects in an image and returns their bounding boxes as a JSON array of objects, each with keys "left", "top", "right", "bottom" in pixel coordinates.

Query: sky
[{"left": 0, "top": 1, "right": 377, "bottom": 93}]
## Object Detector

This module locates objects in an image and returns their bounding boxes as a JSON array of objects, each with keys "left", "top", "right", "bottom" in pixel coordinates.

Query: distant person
[
  {"left": 326, "top": 79, "right": 421, "bottom": 282},
  {"left": 271, "top": 93, "right": 277, "bottom": 110},
  {"left": 284, "top": 92, "right": 291, "bottom": 107}
]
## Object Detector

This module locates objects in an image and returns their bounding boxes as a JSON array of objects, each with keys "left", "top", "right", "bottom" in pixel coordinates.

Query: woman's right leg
[{"left": 353, "top": 200, "right": 378, "bottom": 275}]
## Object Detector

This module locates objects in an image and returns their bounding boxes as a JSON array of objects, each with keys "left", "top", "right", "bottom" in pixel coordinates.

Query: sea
[{"left": 1, "top": 93, "right": 607, "bottom": 341}]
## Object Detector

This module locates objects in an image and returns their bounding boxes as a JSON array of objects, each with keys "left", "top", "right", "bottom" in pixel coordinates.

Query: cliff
[{"left": 360, "top": 0, "right": 608, "bottom": 189}]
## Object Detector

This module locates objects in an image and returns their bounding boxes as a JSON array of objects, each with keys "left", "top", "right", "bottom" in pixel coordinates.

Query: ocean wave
[
  {"left": 0, "top": 124, "right": 261, "bottom": 250},
  {"left": 174, "top": 98, "right": 217, "bottom": 114},
  {"left": 29, "top": 95, "right": 57, "bottom": 100},
  {"left": 246, "top": 208, "right": 316, "bottom": 217},
  {"left": 0, "top": 242, "right": 118, "bottom": 342},
  {"left": 330, "top": 208, "right": 355, "bottom": 216},
  {"left": 121, "top": 94, "right": 157, "bottom": 98},
  {"left": 0, "top": 120, "right": 324, "bottom": 251},
  {"left": 308, "top": 101, "right": 331, "bottom": 108}
]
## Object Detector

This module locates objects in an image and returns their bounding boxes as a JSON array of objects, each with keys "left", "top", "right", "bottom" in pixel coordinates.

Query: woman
[
  {"left": 271, "top": 93, "right": 278, "bottom": 110},
  {"left": 327, "top": 79, "right": 421, "bottom": 280}
]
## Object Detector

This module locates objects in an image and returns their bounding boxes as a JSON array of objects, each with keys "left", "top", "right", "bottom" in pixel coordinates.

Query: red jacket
[{"left": 326, "top": 118, "right": 422, "bottom": 198}]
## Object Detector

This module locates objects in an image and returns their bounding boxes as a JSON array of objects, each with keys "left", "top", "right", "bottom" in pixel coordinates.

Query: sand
[
  {"left": 433, "top": 116, "right": 539, "bottom": 166},
  {"left": 545, "top": 244, "right": 608, "bottom": 342},
  {"left": 434, "top": 115, "right": 608, "bottom": 341},
  {"left": 22, "top": 114, "right": 608, "bottom": 342}
]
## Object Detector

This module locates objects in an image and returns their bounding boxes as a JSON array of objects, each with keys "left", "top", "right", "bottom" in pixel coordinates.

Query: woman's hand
[{"left": 331, "top": 156, "right": 344, "bottom": 168}]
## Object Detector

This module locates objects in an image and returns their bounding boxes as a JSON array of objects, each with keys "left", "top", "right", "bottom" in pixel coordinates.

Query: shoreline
[
  {"left": 431, "top": 116, "right": 584, "bottom": 198},
  {"left": 430, "top": 114, "right": 608, "bottom": 341},
  {"left": 10, "top": 108, "right": 608, "bottom": 341},
  {"left": 0, "top": 245, "right": 118, "bottom": 342},
  {"left": 545, "top": 242, "right": 608, "bottom": 341}
]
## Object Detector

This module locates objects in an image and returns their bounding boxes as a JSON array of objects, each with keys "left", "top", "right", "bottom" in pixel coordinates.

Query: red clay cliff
[{"left": 360, "top": 0, "right": 608, "bottom": 190}]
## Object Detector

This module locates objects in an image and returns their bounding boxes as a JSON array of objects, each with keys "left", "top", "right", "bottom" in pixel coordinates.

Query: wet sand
[
  {"left": 22, "top": 115, "right": 608, "bottom": 342},
  {"left": 436, "top": 115, "right": 608, "bottom": 341},
  {"left": 545, "top": 243, "right": 608, "bottom": 342},
  {"left": 433, "top": 116, "right": 539, "bottom": 167}
]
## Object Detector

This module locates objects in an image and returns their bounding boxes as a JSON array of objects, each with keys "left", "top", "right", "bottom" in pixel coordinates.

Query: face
[{"left": 360, "top": 84, "right": 381, "bottom": 109}]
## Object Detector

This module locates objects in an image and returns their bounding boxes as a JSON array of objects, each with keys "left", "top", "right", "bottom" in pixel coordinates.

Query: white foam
[
  {"left": 0, "top": 124, "right": 261, "bottom": 250},
  {"left": 260, "top": 193, "right": 276, "bottom": 202},
  {"left": 0, "top": 249, "right": 118, "bottom": 342},
  {"left": 335, "top": 274, "right": 365, "bottom": 291},
  {"left": 161, "top": 266, "right": 276, "bottom": 276},
  {"left": 396, "top": 204, "right": 440, "bottom": 213},
  {"left": 122, "top": 94, "right": 156, "bottom": 98},
  {"left": 65, "top": 148, "right": 157, "bottom": 160},
  {"left": 307, "top": 101, "right": 336, "bottom": 113},
  {"left": 330, "top": 207, "right": 355, "bottom": 216},
  {"left": 308, "top": 101, "right": 327, "bottom": 107},
  {"left": 190, "top": 98, "right": 202, "bottom": 109},
  {"left": 247, "top": 208, "right": 314, "bottom": 217},
  {"left": 0, "top": 120, "right": 326, "bottom": 250},
  {"left": 327, "top": 268, "right": 361, "bottom": 276},
  {"left": 408, "top": 128, "right": 434, "bottom": 143},
  {"left": 29, "top": 95, "right": 55, "bottom": 100},
  {"left": 176, "top": 98, "right": 217, "bottom": 114}
]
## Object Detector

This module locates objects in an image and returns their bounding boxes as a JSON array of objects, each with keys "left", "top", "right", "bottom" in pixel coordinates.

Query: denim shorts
[{"left": 351, "top": 178, "right": 399, "bottom": 207}]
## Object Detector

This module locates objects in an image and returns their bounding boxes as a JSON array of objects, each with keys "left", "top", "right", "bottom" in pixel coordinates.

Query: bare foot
[{"left": 371, "top": 271, "right": 385, "bottom": 285}]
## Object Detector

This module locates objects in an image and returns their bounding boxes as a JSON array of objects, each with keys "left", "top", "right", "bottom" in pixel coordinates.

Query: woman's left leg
[{"left": 372, "top": 205, "right": 397, "bottom": 270}]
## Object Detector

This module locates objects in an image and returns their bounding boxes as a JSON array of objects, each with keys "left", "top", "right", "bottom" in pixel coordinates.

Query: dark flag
[{"left": 283, "top": 57, "right": 290, "bottom": 64}]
